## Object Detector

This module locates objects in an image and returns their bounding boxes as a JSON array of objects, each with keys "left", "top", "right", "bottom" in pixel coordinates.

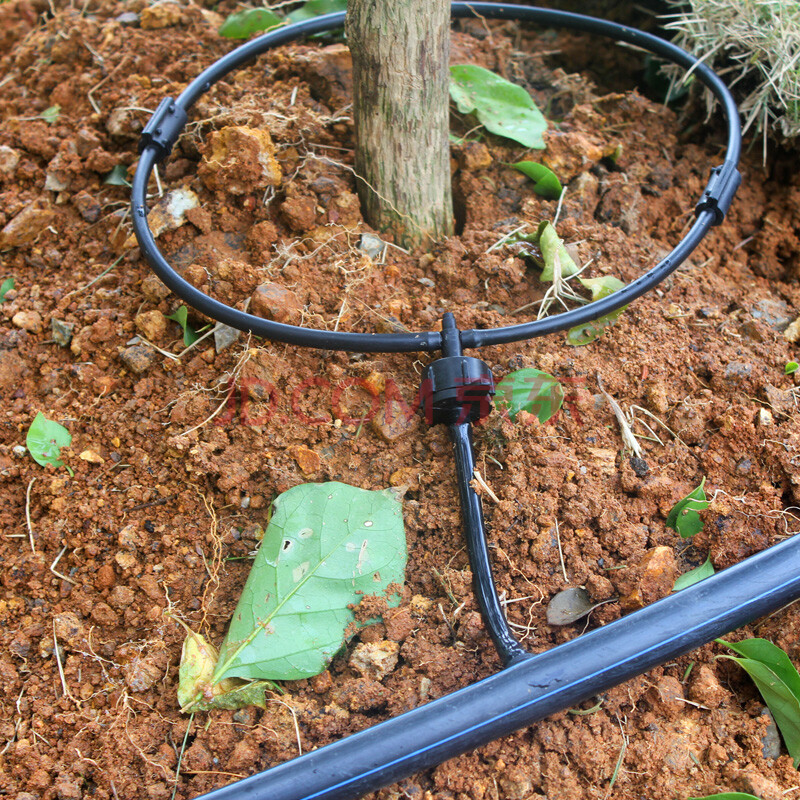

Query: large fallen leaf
[
  {"left": 26, "top": 412, "right": 71, "bottom": 469},
  {"left": 449, "top": 64, "right": 547, "bottom": 149},
  {"left": 717, "top": 637, "right": 800, "bottom": 767},
  {"left": 215, "top": 482, "right": 407, "bottom": 682}
]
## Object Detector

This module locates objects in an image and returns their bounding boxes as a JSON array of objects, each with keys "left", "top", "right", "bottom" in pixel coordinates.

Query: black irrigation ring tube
[
  {"left": 132, "top": 2, "right": 742, "bottom": 353},
  {"left": 126, "top": 5, "right": 797, "bottom": 800}
]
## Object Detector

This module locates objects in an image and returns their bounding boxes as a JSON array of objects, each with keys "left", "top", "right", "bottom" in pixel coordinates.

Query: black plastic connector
[
  {"left": 138, "top": 97, "right": 188, "bottom": 161},
  {"left": 695, "top": 159, "right": 741, "bottom": 225},
  {"left": 419, "top": 357, "right": 495, "bottom": 426}
]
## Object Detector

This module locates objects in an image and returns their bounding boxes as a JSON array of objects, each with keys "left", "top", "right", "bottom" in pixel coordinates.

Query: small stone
[
  {"left": 250, "top": 282, "right": 303, "bottom": 325},
  {"left": 198, "top": 126, "right": 282, "bottom": 195},
  {"left": 118, "top": 523, "right": 143, "bottom": 549},
  {"left": 751, "top": 297, "right": 795, "bottom": 331},
  {"left": 115, "top": 551, "right": 137, "bottom": 570},
  {"left": 0, "top": 201, "right": 55, "bottom": 248},
  {"left": 12, "top": 310, "right": 43, "bottom": 333},
  {"left": 458, "top": 141, "right": 492, "bottom": 171},
  {"left": 115, "top": 10, "right": 140, "bottom": 25},
  {"left": 90, "top": 602, "right": 119, "bottom": 627},
  {"left": 362, "top": 371, "right": 386, "bottom": 396},
  {"left": 724, "top": 360, "right": 752, "bottom": 380},
  {"left": 0, "top": 350, "right": 29, "bottom": 390},
  {"left": 649, "top": 675, "right": 685, "bottom": 719},
  {"left": 12, "top": 444, "right": 27, "bottom": 457},
  {"left": 383, "top": 606, "right": 414, "bottom": 642},
  {"left": 546, "top": 587, "right": 594, "bottom": 625},
  {"left": 141, "top": 273, "right": 171, "bottom": 304},
  {"left": 51, "top": 319, "right": 73, "bottom": 347},
  {"left": 290, "top": 445, "right": 321, "bottom": 475},
  {"left": 280, "top": 192, "right": 317, "bottom": 232},
  {"left": 122, "top": 654, "right": 162, "bottom": 692},
  {"left": 619, "top": 545, "right": 677, "bottom": 610},
  {"left": 758, "top": 407, "right": 774, "bottom": 426},
  {"left": 140, "top": 2, "right": 182, "bottom": 29},
  {"left": 784, "top": 316, "right": 800, "bottom": 343},
  {"left": 53, "top": 612, "right": 85, "bottom": 649},
  {"left": 310, "top": 671, "right": 333, "bottom": 694},
  {"left": 135, "top": 310, "right": 168, "bottom": 342},
  {"left": 119, "top": 344, "right": 156, "bottom": 374},
  {"left": 359, "top": 233, "right": 386, "bottom": 260},
  {"left": 71, "top": 190, "right": 102, "bottom": 223},
  {"left": 349, "top": 640, "right": 400, "bottom": 680},
  {"left": 689, "top": 664, "right": 730, "bottom": 707},
  {"left": 109, "top": 585, "right": 135, "bottom": 609},
  {"left": 214, "top": 323, "right": 241, "bottom": 353},
  {"left": 629, "top": 456, "right": 648, "bottom": 478},
  {"left": 371, "top": 403, "right": 419, "bottom": 442},
  {"left": 0, "top": 145, "right": 21, "bottom": 180},
  {"left": 761, "top": 707, "right": 782, "bottom": 759},
  {"left": 95, "top": 563, "right": 115, "bottom": 590},
  {"left": 79, "top": 450, "right": 105, "bottom": 464},
  {"left": 736, "top": 769, "right": 784, "bottom": 800}
]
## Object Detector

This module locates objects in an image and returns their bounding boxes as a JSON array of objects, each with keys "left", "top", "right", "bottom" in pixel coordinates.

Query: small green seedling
[
  {"left": 0, "top": 277, "right": 14, "bottom": 302},
  {"left": 494, "top": 368, "right": 564, "bottom": 423},
  {"left": 26, "top": 412, "right": 72, "bottom": 470},
  {"left": 673, "top": 556, "right": 714, "bottom": 591},
  {"left": 103, "top": 164, "right": 131, "bottom": 187},
  {"left": 689, "top": 794, "right": 762, "bottom": 800},
  {"left": 41, "top": 104, "right": 60, "bottom": 125},
  {"left": 666, "top": 477, "right": 708, "bottom": 538},
  {"left": 512, "top": 161, "right": 562, "bottom": 200},
  {"left": 177, "top": 482, "right": 407, "bottom": 712},
  {"left": 449, "top": 65, "right": 547, "bottom": 149},
  {"left": 786, "top": 361, "right": 799, "bottom": 375},
  {"left": 166, "top": 306, "right": 199, "bottom": 347},
  {"left": 528, "top": 221, "right": 579, "bottom": 281},
  {"left": 219, "top": 7, "right": 283, "bottom": 38},
  {"left": 717, "top": 637, "right": 800, "bottom": 767},
  {"left": 287, "top": 0, "right": 347, "bottom": 23},
  {"left": 566, "top": 276, "right": 628, "bottom": 346}
]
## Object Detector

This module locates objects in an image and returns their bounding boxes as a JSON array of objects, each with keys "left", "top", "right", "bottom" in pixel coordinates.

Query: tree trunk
[{"left": 346, "top": 0, "right": 453, "bottom": 249}]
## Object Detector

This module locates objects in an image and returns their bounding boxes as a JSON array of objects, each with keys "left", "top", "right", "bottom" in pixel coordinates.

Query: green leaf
[
  {"left": 26, "top": 412, "right": 72, "bottom": 469},
  {"left": 41, "top": 105, "right": 60, "bottom": 125},
  {"left": 0, "top": 277, "right": 15, "bottom": 302},
  {"left": 673, "top": 556, "right": 715, "bottom": 591},
  {"left": 566, "top": 276, "right": 628, "bottom": 346},
  {"left": 494, "top": 368, "right": 564, "bottom": 423},
  {"left": 717, "top": 637, "right": 800, "bottom": 767},
  {"left": 536, "top": 221, "right": 579, "bottom": 282},
  {"left": 666, "top": 478, "right": 708, "bottom": 538},
  {"left": 786, "top": 361, "right": 799, "bottom": 375},
  {"left": 219, "top": 7, "right": 284, "bottom": 38},
  {"left": 166, "top": 306, "right": 199, "bottom": 347},
  {"left": 103, "top": 164, "right": 130, "bottom": 186},
  {"left": 689, "top": 794, "right": 763, "bottom": 800},
  {"left": 215, "top": 481, "right": 407, "bottom": 682},
  {"left": 287, "top": 0, "right": 347, "bottom": 22},
  {"left": 449, "top": 64, "right": 547, "bottom": 149},
  {"left": 512, "top": 161, "right": 562, "bottom": 200}
]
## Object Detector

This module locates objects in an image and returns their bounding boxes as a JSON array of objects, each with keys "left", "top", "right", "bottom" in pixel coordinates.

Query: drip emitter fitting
[{"left": 128, "top": 6, "right": 796, "bottom": 800}]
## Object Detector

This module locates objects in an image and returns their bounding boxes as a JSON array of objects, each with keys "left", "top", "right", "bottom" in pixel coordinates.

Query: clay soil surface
[{"left": 2, "top": 3, "right": 800, "bottom": 800}]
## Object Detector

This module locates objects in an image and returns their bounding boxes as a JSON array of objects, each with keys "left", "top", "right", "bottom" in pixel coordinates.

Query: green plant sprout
[
  {"left": 0, "top": 277, "right": 14, "bottom": 302},
  {"left": 690, "top": 794, "right": 762, "bottom": 800},
  {"left": 786, "top": 361, "right": 799, "bottom": 375},
  {"left": 449, "top": 64, "right": 548, "bottom": 149},
  {"left": 666, "top": 478, "right": 708, "bottom": 538},
  {"left": 103, "top": 164, "right": 131, "bottom": 187},
  {"left": 673, "top": 556, "right": 715, "bottom": 591},
  {"left": 219, "top": 0, "right": 347, "bottom": 38},
  {"left": 40, "top": 104, "right": 60, "bottom": 125},
  {"left": 494, "top": 368, "right": 564, "bottom": 423},
  {"left": 177, "top": 482, "right": 407, "bottom": 712},
  {"left": 717, "top": 637, "right": 800, "bottom": 767},
  {"left": 511, "top": 161, "right": 562, "bottom": 200},
  {"left": 566, "top": 276, "right": 628, "bottom": 346},
  {"left": 26, "top": 413, "right": 72, "bottom": 473},
  {"left": 165, "top": 306, "right": 200, "bottom": 347}
]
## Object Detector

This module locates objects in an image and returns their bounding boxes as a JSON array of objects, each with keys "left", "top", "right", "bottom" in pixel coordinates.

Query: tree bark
[{"left": 346, "top": 0, "right": 453, "bottom": 249}]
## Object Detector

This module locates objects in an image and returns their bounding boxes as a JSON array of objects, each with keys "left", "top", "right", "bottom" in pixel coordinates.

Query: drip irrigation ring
[{"left": 132, "top": 5, "right": 800, "bottom": 800}]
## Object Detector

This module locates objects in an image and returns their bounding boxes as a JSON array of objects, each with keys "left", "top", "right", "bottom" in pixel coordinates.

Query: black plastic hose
[
  {"left": 131, "top": 2, "right": 741, "bottom": 353},
  {"left": 197, "top": 532, "right": 800, "bottom": 800}
]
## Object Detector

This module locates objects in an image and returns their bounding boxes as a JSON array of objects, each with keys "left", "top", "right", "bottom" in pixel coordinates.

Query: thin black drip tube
[{"left": 131, "top": 2, "right": 742, "bottom": 353}]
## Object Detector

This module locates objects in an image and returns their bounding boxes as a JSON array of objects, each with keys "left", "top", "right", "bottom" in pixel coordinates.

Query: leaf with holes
[
  {"left": 717, "top": 637, "right": 800, "bottom": 767},
  {"left": 26, "top": 412, "right": 72, "bottom": 469},
  {"left": 566, "top": 275, "right": 628, "bottom": 346},
  {"left": 673, "top": 556, "right": 715, "bottom": 591},
  {"left": 494, "top": 368, "right": 564, "bottom": 423},
  {"left": 214, "top": 482, "right": 407, "bottom": 682},
  {"left": 666, "top": 478, "right": 708, "bottom": 538},
  {"left": 512, "top": 161, "right": 562, "bottom": 200},
  {"left": 449, "top": 65, "right": 547, "bottom": 149},
  {"left": 218, "top": 7, "right": 283, "bottom": 38}
]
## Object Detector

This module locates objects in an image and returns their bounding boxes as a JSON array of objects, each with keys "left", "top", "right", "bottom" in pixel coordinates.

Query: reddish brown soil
[{"left": 1, "top": 3, "right": 800, "bottom": 800}]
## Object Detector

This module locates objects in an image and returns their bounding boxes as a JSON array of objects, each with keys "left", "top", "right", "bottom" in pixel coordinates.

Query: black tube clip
[
  {"left": 419, "top": 357, "right": 495, "bottom": 426},
  {"left": 695, "top": 159, "right": 741, "bottom": 225},
  {"left": 138, "top": 97, "right": 188, "bottom": 161}
]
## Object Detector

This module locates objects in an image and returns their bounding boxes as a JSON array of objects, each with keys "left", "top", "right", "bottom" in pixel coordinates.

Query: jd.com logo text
[{"left": 216, "top": 373, "right": 586, "bottom": 428}]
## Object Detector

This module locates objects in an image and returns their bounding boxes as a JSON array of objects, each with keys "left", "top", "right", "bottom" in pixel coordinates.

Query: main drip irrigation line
[{"left": 127, "top": 5, "right": 800, "bottom": 800}]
